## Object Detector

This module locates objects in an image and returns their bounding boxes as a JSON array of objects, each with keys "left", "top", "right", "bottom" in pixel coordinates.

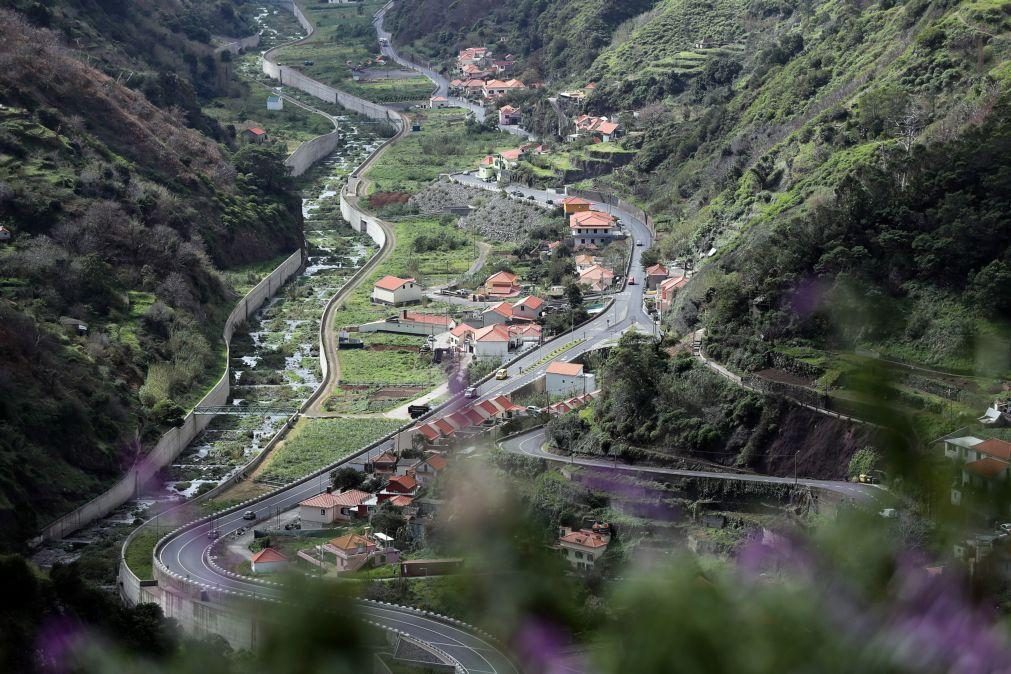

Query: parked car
[
  {"left": 546, "top": 199, "right": 554, "bottom": 204},
  {"left": 636, "top": 240, "right": 644, "bottom": 246},
  {"left": 526, "top": 405, "right": 541, "bottom": 414},
  {"left": 303, "top": 60, "right": 314, "bottom": 66},
  {"left": 284, "top": 521, "right": 301, "bottom": 531},
  {"left": 207, "top": 530, "right": 220, "bottom": 540},
  {"left": 526, "top": 195, "right": 535, "bottom": 200},
  {"left": 628, "top": 277, "right": 636, "bottom": 285},
  {"left": 464, "top": 386, "right": 478, "bottom": 398},
  {"left": 242, "top": 510, "right": 257, "bottom": 520},
  {"left": 495, "top": 368, "right": 509, "bottom": 380},
  {"left": 511, "top": 190, "right": 524, "bottom": 197}
]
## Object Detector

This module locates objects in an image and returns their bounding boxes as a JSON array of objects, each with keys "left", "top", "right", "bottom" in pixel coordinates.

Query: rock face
[{"left": 409, "top": 179, "right": 553, "bottom": 242}]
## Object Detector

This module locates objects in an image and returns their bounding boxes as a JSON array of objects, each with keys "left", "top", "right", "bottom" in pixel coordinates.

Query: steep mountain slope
[
  {"left": 386, "top": 0, "right": 658, "bottom": 80},
  {"left": 0, "top": 7, "right": 301, "bottom": 547}
]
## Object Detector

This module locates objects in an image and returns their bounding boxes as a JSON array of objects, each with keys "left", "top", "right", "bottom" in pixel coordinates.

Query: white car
[{"left": 464, "top": 386, "right": 477, "bottom": 398}]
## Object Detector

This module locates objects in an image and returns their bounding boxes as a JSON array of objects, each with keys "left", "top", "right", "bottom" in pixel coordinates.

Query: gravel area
[{"left": 409, "top": 179, "right": 553, "bottom": 242}]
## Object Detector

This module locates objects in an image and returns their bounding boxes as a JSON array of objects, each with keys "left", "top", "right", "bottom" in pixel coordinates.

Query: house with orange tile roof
[
  {"left": 251, "top": 547, "right": 288, "bottom": 574},
  {"left": 471, "top": 323, "right": 514, "bottom": 358},
  {"left": 657, "top": 274, "right": 689, "bottom": 312},
  {"left": 430, "top": 95, "right": 450, "bottom": 108},
  {"left": 359, "top": 309, "right": 455, "bottom": 337},
  {"left": 558, "top": 522, "right": 611, "bottom": 571},
  {"left": 482, "top": 78, "right": 526, "bottom": 99},
  {"left": 483, "top": 270, "right": 521, "bottom": 298},
  {"left": 322, "top": 532, "right": 399, "bottom": 573},
  {"left": 482, "top": 301, "right": 514, "bottom": 325},
  {"left": 578, "top": 264, "right": 615, "bottom": 292},
  {"left": 511, "top": 322, "right": 542, "bottom": 345},
  {"left": 381, "top": 474, "right": 419, "bottom": 501},
  {"left": 512, "top": 295, "right": 544, "bottom": 321},
  {"left": 414, "top": 453, "right": 448, "bottom": 486},
  {"left": 546, "top": 361, "right": 596, "bottom": 397},
  {"left": 372, "top": 275, "right": 422, "bottom": 306},
  {"left": 243, "top": 126, "right": 267, "bottom": 144},
  {"left": 560, "top": 196, "right": 592, "bottom": 215},
  {"left": 570, "top": 210, "right": 618, "bottom": 248},
  {"left": 645, "top": 263, "right": 669, "bottom": 289},
  {"left": 499, "top": 104, "right": 522, "bottom": 125},
  {"left": 299, "top": 488, "right": 374, "bottom": 525}
]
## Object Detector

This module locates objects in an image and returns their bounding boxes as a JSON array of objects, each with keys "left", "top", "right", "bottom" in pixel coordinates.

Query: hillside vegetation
[{"left": 0, "top": 7, "right": 301, "bottom": 547}]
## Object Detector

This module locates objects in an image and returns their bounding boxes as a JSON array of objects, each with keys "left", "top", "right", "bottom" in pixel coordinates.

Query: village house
[
  {"left": 471, "top": 323, "right": 515, "bottom": 359},
  {"left": 266, "top": 95, "right": 283, "bottom": 111},
  {"left": 498, "top": 105, "right": 522, "bottom": 125},
  {"left": 657, "top": 274, "right": 689, "bottom": 312},
  {"left": 578, "top": 264, "right": 615, "bottom": 292},
  {"left": 558, "top": 522, "right": 611, "bottom": 571},
  {"left": 380, "top": 474, "right": 420, "bottom": 501},
  {"left": 512, "top": 295, "right": 544, "bottom": 321},
  {"left": 0, "top": 226, "right": 11, "bottom": 242},
  {"left": 298, "top": 489, "right": 374, "bottom": 526},
  {"left": 250, "top": 547, "right": 289, "bottom": 574},
  {"left": 574, "top": 254, "right": 598, "bottom": 274},
  {"left": 413, "top": 453, "right": 448, "bottom": 487},
  {"left": 242, "top": 126, "right": 267, "bottom": 143},
  {"left": 482, "top": 301, "right": 513, "bottom": 325},
  {"left": 569, "top": 210, "right": 618, "bottom": 247},
  {"left": 323, "top": 532, "right": 399, "bottom": 573},
  {"left": 483, "top": 79, "right": 526, "bottom": 99},
  {"left": 359, "top": 309, "right": 455, "bottom": 336},
  {"left": 645, "top": 263, "right": 669, "bottom": 289},
  {"left": 457, "top": 47, "right": 491, "bottom": 67},
  {"left": 372, "top": 275, "right": 422, "bottom": 306},
  {"left": 373, "top": 450, "right": 399, "bottom": 474},
  {"left": 571, "top": 115, "right": 622, "bottom": 142},
  {"left": 560, "top": 196, "right": 592, "bottom": 216},
  {"left": 546, "top": 361, "right": 596, "bottom": 397},
  {"left": 512, "top": 322, "right": 543, "bottom": 346},
  {"left": 429, "top": 95, "right": 450, "bottom": 108},
  {"left": 483, "top": 270, "right": 521, "bottom": 298}
]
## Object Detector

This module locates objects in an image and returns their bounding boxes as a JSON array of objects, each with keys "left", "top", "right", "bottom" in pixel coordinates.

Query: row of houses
[{"left": 412, "top": 395, "right": 525, "bottom": 445}]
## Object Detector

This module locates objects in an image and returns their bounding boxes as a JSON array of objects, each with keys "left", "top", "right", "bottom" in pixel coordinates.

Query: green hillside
[{"left": 0, "top": 4, "right": 301, "bottom": 547}]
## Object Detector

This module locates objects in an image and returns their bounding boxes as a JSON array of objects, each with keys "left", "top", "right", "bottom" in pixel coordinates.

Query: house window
[
  {"left": 320, "top": 508, "right": 326, "bottom": 516},
  {"left": 574, "top": 551, "right": 583, "bottom": 559}
]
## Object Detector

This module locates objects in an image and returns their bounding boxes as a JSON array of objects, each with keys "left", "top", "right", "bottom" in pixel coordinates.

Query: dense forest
[{"left": 0, "top": 2, "right": 302, "bottom": 547}]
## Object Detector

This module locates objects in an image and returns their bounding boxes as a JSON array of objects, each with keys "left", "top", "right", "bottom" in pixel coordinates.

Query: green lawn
[
  {"left": 366, "top": 108, "right": 516, "bottom": 194},
  {"left": 272, "top": 0, "right": 432, "bottom": 104},
  {"left": 123, "top": 526, "right": 164, "bottom": 581},
  {"left": 338, "top": 347, "right": 444, "bottom": 386},
  {"left": 258, "top": 417, "right": 402, "bottom": 483},
  {"left": 204, "top": 74, "right": 334, "bottom": 153}
]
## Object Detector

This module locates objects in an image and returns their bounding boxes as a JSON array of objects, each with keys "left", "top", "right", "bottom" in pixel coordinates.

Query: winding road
[
  {"left": 499, "top": 427, "right": 887, "bottom": 504},
  {"left": 146, "top": 1, "right": 874, "bottom": 669}
]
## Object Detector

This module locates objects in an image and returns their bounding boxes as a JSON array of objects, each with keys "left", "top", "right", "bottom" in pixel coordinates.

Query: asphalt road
[{"left": 499, "top": 427, "right": 888, "bottom": 504}]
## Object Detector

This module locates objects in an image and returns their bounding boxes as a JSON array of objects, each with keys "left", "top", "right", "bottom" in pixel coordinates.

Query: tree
[
  {"left": 371, "top": 501, "right": 406, "bottom": 542},
  {"left": 565, "top": 282, "right": 583, "bottom": 308},
  {"left": 969, "top": 261, "right": 1011, "bottom": 317},
  {"left": 331, "top": 466, "right": 365, "bottom": 491},
  {"left": 848, "top": 448, "right": 880, "bottom": 479}
]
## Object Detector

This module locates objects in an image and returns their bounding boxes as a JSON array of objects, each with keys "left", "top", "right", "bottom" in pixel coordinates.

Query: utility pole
[{"left": 794, "top": 451, "right": 800, "bottom": 486}]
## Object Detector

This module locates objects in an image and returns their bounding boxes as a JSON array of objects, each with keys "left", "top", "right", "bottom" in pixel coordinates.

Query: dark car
[
  {"left": 242, "top": 510, "right": 257, "bottom": 520},
  {"left": 303, "top": 60, "right": 314, "bottom": 66}
]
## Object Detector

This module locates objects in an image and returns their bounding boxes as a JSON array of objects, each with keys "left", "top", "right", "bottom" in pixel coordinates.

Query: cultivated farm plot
[{"left": 258, "top": 417, "right": 402, "bottom": 483}]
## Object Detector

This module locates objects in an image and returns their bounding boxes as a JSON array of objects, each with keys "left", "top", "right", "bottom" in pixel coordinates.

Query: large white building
[
  {"left": 545, "top": 361, "right": 595, "bottom": 397},
  {"left": 372, "top": 275, "right": 422, "bottom": 306}
]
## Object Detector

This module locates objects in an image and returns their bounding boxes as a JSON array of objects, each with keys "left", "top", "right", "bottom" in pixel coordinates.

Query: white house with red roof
[
  {"left": 471, "top": 324, "right": 514, "bottom": 359},
  {"left": 251, "top": 547, "right": 289, "bottom": 574},
  {"left": 570, "top": 210, "right": 618, "bottom": 248},
  {"left": 299, "top": 489, "right": 375, "bottom": 525},
  {"left": 413, "top": 453, "right": 448, "bottom": 487},
  {"left": 483, "top": 79, "right": 526, "bottom": 99},
  {"left": 372, "top": 275, "right": 422, "bottom": 306},
  {"left": 571, "top": 115, "right": 622, "bottom": 142},
  {"left": 546, "top": 361, "right": 595, "bottom": 397},
  {"left": 429, "top": 95, "right": 450, "bottom": 108},
  {"left": 558, "top": 523, "right": 611, "bottom": 570}
]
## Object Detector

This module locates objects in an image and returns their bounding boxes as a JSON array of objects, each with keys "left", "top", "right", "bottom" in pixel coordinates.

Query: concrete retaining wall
[
  {"left": 215, "top": 34, "right": 261, "bottom": 54},
  {"left": 40, "top": 249, "right": 304, "bottom": 542},
  {"left": 285, "top": 130, "right": 341, "bottom": 177}
]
